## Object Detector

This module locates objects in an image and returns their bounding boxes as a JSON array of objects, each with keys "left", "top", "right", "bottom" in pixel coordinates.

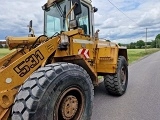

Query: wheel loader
[{"left": 0, "top": 0, "right": 128, "bottom": 119}]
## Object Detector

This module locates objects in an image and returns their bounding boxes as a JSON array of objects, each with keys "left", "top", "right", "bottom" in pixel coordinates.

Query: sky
[{"left": 0, "top": 0, "right": 160, "bottom": 43}]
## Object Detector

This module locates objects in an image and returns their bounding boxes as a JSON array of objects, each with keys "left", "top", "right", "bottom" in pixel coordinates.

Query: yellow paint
[
  {"left": 0, "top": 4, "right": 127, "bottom": 119},
  {"left": 0, "top": 27, "right": 127, "bottom": 119}
]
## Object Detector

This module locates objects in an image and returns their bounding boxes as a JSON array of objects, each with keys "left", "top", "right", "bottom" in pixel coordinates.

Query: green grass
[
  {"left": 1, "top": 48, "right": 160, "bottom": 64},
  {"left": 128, "top": 48, "right": 160, "bottom": 64},
  {"left": 0, "top": 48, "right": 13, "bottom": 58}
]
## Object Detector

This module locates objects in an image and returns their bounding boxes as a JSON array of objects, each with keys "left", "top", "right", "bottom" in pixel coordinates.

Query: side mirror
[
  {"left": 42, "top": 0, "right": 63, "bottom": 11},
  {"left": 28, "top": 20, "right": 32, "bottom": 33},
  {"left": 72, "top": 0, "right": 82, "bottom": 16},
  {"left": 27, "top": 20, "right": 35, "bottom": 37},
  {"left": 93, "top": 7, "right": 98, "bottom": 13}
]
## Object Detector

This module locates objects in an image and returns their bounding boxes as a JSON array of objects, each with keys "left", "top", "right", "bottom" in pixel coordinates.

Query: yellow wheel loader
[{"left": 0, "top": 0, "right": 128, "bottom": 119}]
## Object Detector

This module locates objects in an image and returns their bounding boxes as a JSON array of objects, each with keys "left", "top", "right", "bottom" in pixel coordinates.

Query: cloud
[
  {"left": 92, "top": 0, "right": 160, "bottom": 43},
  {"left": 0, "top": 0, "right": 45, "bottom": 38},
  {"left": 120, "top": 1, "right": 140, "bottom": 11},
  {"left": 137, "top": 7, "right": 160, "bottom": 27},
  {"left": 94, "top": 12, "right": 103, "bottom": 27},
  {"left": 0, "top": 0, "right": 160, "bottom": 44}
]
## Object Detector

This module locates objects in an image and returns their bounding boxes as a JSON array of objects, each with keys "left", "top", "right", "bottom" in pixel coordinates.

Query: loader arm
[{"left": 0, "top": 36, "right": 59, "bottom": 119}]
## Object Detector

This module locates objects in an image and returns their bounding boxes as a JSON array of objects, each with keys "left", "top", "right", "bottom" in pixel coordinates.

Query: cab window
[{"left": 77, "top": 3, "right": 90, "bottom": 35}]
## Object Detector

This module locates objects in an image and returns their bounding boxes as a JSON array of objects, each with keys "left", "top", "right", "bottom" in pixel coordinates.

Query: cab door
[{"left": 71, "top": 1, "right": 94, "bottom": 60}]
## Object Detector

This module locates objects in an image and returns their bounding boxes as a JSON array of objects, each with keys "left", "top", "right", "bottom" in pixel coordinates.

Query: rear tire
[
  {"left": 12, "top": 62, "right": 94, "bottom": 120},
  {"left": 104, "top": 56, "right": 128, "bottom": 96}
]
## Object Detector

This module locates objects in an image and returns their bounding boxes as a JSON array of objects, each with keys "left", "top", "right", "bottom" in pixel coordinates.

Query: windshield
[{"left": 44, "top": 0, "right": 70, "bottom": 37}]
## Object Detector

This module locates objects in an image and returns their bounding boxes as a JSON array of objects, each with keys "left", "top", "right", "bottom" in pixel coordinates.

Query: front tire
[
  {"left": 12, "top": 63, "right": 94, "bottom": 120},
  {"left": 104, "top": 56, "right": 128, "bottom": 96}
]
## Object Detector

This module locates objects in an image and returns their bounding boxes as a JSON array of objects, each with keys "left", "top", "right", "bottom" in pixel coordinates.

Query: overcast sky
[{"left": 0, "top": 0, "right": 160, "bottom": 43}]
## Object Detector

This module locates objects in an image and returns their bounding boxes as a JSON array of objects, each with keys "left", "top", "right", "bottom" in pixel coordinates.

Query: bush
[{"left": 0, "top": 44, "right": 3, "bottom": 48}]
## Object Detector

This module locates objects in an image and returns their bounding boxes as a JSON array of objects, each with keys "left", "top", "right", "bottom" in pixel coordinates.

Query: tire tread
[
  {"left": 12, "top": 62, "right": 94, "bottom": 120},
  {"left": 104, "top": 56, "right": 128, "bottom": 96}
]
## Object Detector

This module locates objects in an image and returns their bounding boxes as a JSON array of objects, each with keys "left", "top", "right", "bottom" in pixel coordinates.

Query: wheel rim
[
  {"left": 120, "top": 66, "right": 126, "bottom": 86},
  {"left": 54, "top": 87, "right": 85, "bottom": 120},
  {"left": 61, "top": 95, "right": 78, "bottom": 119}
]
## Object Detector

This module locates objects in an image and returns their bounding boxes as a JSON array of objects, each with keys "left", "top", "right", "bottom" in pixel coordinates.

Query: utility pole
[{"left": 145, "top": 28, "right": 147, "bottom": 53}]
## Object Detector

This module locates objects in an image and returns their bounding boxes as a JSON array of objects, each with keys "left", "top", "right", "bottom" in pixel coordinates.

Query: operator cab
[{"left": 42, "top": 0, "right": 97, "bottom": 37}]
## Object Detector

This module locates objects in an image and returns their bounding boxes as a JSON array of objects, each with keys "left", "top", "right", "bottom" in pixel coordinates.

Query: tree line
[
  {"left": 119, "top": 34, "right": 160, "bottom": 49},
  {"left": 0, "top": 43, "right": 7, "bottom": 48},
  {"left": 1, "top": 34, "right": 160, "bottom": 49}
]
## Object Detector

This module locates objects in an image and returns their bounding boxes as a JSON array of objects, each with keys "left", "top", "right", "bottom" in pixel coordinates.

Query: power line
[{"left": 107, "top": 0, "right": 138, "bottom": 26}]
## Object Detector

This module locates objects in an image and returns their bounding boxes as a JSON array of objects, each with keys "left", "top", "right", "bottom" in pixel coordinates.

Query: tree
[
  {"left": 118, "top": 43, "right": 121, "bottom": 46},
  {"left": 136, "top": 40, "right": 145, "bottom": 48},
  {"left": 155, "top": 34, "right": 160, "bottom": 40},
  {"left": 4, "top": 44, "right": 8, "bottom": 48},
  {"left": 155, "top": 34, "right": 160, "bottom": 48},
  {"left": 0, "top": 44, "right": 3, "bottom": 48},
  {"left": 151, "top": 40, "right": 156, "bottom": 48},
  {"left": 128, "top": 42, "right": 136, "bottom": 49}
]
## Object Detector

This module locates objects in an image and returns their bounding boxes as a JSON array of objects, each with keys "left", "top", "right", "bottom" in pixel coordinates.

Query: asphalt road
[{"left": 91, "top": 51, "right": 160, "bottom": 120}]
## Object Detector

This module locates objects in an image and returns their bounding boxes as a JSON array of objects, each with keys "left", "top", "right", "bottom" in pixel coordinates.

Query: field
[
  {"left": 0, "top": 48, "right": 13, "bottom": 58},
  {"left": 127, "top": 48, "right": 160, "bottom": 63},
  {"left": 0, "top": 48, "right": 160, "bottom": 64}
]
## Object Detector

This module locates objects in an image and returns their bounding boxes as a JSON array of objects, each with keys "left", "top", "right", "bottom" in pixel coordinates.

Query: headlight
[
  {"left": 61, "top": 34, "right": 69, "bottom": 43},
  {"left": 58, "top": 34, "right": 69, "bottom": 50}
]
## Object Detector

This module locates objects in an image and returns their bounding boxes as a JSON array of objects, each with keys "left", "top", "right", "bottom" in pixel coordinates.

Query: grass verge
[
  {"left": 0, "top": 48, "right": 13, "bottom": 58},
  {"left": 1, "top": 48, "right": 160, "bottom": 64},
  {"left": 128, "top": 48, "right": 160, "bottom": 64}
]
